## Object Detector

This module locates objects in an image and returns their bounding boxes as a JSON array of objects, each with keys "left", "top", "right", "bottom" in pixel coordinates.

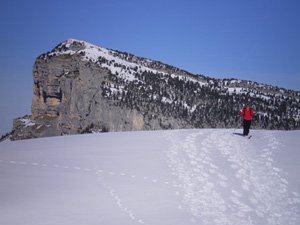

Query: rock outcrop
[{"left": 11, "top": 39, "right": 300, "bottom": 140}]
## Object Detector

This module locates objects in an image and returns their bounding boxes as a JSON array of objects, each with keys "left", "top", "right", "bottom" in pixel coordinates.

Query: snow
[
  {"left": 0, "top": 129, "right": 299, "bottom": 225},
  {"left": 51, "top": 39, "right": 209, "bottom": 87},
  {"left": 19, "top": 118, "right": 35, "bottom": 127},
  {"left": 52, "top": 39, "right": 164, "bottom": 83},
  {"left": 230, "top": 80, "right": 242, "bottom": 84},
  {"left": 257, "top": 94, "right": 271, "bottom": 101},
  {"left": 170, "top": 74, "right": 207, "bottom": 87},
  {"left": 227, "top": 87, "right": 247, "bottom": 95},
  {"left": 161, "top": 96, "right": 173, "bottom": 104}
]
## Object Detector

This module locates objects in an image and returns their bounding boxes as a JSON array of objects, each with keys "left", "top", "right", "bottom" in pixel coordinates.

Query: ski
[{"left": 248, "top": 135, "right": 252, "bottom": 139}]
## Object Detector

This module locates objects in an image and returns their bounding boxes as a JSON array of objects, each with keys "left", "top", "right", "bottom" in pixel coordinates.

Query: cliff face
[
  {"left": 10, "top": 39, "right": 300, "bottom": 140},
  {"left": 30, "top": 42, "right": 151, "bottom": 137},
  {"left": 11, "top": 39, "right": 181, "bottom": 140}
]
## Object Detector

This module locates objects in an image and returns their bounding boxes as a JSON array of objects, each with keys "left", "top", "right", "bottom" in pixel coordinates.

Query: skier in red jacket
[{"left": 240, "top": 105, "right": 256, "bottom": 136}]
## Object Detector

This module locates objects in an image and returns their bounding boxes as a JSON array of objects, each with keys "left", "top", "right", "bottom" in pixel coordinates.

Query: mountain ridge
[
  {"left": 50, "top": 38, "right": 298, "bottom": 93},
  {"left": 9, "top": 39, "right": 300, "bottom": 140}
]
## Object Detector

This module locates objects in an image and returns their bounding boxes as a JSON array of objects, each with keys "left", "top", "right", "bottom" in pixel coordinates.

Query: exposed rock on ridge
[{"left": 11, "top": 39, "right": 300, "bottom": 140}]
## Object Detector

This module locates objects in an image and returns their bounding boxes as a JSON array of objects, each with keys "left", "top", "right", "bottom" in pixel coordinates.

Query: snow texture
[
  {"left": 19, "top": 118, "right": 35, "bottom": 127},
  {"left": 52, "top": 39, "right": 209, "bottom": 87},
  {"left": 0, "top": 129, "right": 299, "bottom": 225}
]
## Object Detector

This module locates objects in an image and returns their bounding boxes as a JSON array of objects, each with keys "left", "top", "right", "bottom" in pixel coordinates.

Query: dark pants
[{"left": 243, "top": 120, "right": 251, "bottom": 136}]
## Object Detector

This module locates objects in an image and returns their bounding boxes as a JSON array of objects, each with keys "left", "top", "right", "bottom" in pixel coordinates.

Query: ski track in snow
[
  {"left": 95, "top": 171, "right": 146, "bottom": 224},
  {"left": 0, "top": 159, "right": 180, "bottom": 224},
  {"left": 0, "top": 160, "right": 174, "bottom": 188},
  {"left": 164, "top": 130, "right": 300, "bottom": 225},
  {"left": 1, "top": 130, "right": 300, "bottom": 225}
]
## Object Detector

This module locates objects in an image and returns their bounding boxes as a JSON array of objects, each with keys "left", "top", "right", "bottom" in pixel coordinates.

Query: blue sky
[{"left": 0, "top": 0, "right": 299, "bottom": 135}]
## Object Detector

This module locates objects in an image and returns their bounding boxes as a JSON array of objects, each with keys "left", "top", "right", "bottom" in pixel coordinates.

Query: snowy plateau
[{"left": 0, "top": 129, "right": 299, "bottom": 225}]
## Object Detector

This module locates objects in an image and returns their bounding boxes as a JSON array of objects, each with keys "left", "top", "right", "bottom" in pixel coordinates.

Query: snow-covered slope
[
  {"left": 0, "top": 129, "right": 299, "bottom": 225},
  {"left": 12, "top": 38, "right": 298, "bottom": 141}
]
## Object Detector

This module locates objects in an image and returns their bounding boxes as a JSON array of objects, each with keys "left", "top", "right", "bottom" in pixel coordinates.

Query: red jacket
[{"left": 240, "top": 108, "right": 255, "bottom": 121}]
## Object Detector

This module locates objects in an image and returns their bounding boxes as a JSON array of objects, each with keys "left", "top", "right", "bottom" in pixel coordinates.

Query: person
[{"left": 240, "top": 105, "right": 256, "bottom": 136}]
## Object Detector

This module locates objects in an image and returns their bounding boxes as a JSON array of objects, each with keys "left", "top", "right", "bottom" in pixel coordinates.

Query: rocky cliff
[{"left": 10, "top": 39, "right": 300, "bottom": 140}]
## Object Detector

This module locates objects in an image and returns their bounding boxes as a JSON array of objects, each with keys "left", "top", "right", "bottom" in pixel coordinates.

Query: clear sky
[{"left": 0, "top": 0, "right": 299, "bottom": 135}]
